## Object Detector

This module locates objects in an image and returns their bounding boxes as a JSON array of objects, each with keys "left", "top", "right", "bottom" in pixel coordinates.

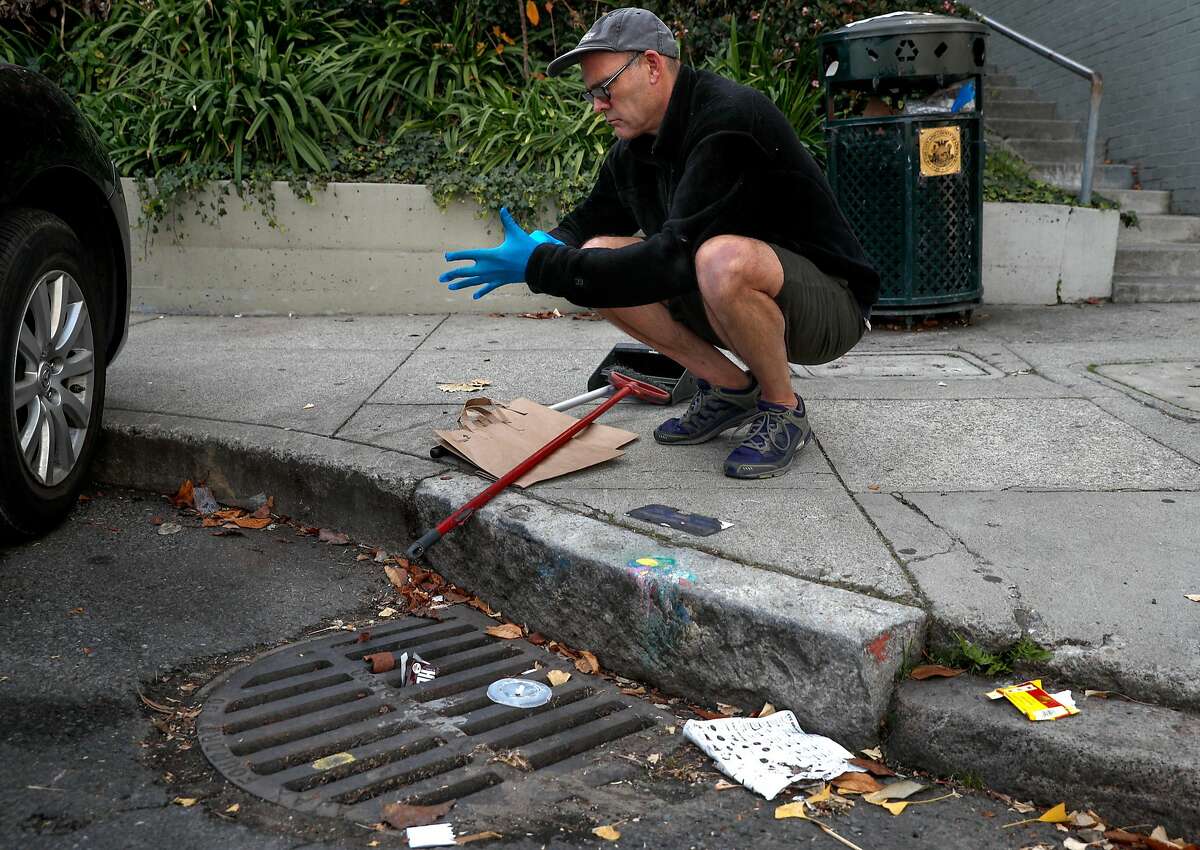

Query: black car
[{"left": 0, "top": 63, "right": 131, "bottom": 540}]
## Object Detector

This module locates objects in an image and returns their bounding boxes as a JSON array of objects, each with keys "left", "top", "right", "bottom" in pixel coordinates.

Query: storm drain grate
[{"left": 198, "top": 607, "right": 669, "bottom": 823}]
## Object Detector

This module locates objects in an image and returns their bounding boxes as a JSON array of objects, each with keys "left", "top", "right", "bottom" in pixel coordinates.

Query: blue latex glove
[
  {"left": 439, "top": 208, "right": 561, "bottom": 299},
  {"left": 531, "top": 229, "right": 565, "bottom": 246}
]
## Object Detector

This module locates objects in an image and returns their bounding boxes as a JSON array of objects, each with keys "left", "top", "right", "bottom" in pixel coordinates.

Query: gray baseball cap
[{"left": 547, "top": 7, "right": 678, "bottom": 77}]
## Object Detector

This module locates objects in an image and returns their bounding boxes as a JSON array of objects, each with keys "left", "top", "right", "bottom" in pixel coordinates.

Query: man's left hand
[{"left": 439, "top": 208, "right": 560, "bottom": 299}]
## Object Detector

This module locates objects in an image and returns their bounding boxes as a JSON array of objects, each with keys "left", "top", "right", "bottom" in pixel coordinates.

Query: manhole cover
[
  {"left": 198, "top": 607, "right": 670, "bottom": 826},
  {"left": 803, "top": 351, "right": 994, "bottom": 378},
  {"left": 1096, "top": 361, "right": 1200, "bottom": 414}
]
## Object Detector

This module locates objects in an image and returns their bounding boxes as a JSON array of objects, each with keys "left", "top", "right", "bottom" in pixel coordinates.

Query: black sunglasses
[{"left": 583, "top": 54, "right": 640, "bottom": 103}]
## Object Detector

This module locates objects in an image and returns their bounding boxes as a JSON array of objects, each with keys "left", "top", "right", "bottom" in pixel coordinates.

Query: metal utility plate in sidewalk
[
  {"left": 800, "top": 350, "right": 1000, "bottom": 378},
  {"left": 1095, "top": 361, "right": 1200, "bottom": 415},
  {"left": 197, "top": 607, "right": 672, "bottom": 826}
]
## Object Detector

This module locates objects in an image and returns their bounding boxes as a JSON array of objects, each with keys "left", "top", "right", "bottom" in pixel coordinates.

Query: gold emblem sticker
[{"left": 919, "top": 126, "right": 962, "bottom": 176}]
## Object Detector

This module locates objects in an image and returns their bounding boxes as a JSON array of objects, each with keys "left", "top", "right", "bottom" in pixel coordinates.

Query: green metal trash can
[{"left": 818, "top": 12, "right": 987, "bottom": 318}]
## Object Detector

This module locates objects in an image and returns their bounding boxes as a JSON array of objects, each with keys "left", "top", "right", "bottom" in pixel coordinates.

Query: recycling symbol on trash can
[{"left": 895, "top": 39, "right": 919, "bottom": 62}]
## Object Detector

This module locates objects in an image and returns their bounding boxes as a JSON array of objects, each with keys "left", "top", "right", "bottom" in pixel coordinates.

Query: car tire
[{"left": 0, "top": 208, "right": 108, "bottom": 542}]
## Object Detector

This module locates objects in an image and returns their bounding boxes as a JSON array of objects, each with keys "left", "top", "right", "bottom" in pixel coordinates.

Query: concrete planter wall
[
  {"left": 124, "top": 180, "right": 1119, "bottom": 313},
  {"left": 123, "top": 179, "right": 574, "bottom": 315},
  {"left": 982, "top": 202, "right": 1119, "bottom": 305}
]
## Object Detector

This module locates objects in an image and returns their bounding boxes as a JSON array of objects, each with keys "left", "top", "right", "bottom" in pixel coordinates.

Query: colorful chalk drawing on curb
[
  {"left": 624, "top": 557, "right": 694, "bottom": 668},
  {"left": 626, "top": 556, "right": 696, "bottom": 587}
]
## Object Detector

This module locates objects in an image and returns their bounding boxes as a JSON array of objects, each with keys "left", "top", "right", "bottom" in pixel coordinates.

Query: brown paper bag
[{"left": 433, "top": 397, "right": 638, "bottom": 488}]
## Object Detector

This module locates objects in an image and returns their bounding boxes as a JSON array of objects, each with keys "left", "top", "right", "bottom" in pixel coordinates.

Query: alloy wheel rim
[{"left": 11, "top": 270, "right": 95, "bottom": 487}]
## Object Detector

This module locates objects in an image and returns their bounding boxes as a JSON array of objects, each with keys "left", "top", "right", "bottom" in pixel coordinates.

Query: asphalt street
[{"left": 0, "top": 488, "right": 1103, "bottom": 849}]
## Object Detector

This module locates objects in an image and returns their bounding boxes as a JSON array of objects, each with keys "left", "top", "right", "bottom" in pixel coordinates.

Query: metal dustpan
[{"left": 586, "top": 343, "right": 696, "bottom": 405}]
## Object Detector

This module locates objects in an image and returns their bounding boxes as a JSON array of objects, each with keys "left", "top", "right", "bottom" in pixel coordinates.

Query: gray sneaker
[
  {"left": 653, "top": 377, "right": 761, "bottom": 445},
  {"left": 723, "top": 396, "right": 813, "bottom": 479}
]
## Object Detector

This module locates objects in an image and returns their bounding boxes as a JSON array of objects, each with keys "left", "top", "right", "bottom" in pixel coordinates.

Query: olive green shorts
[{"left": 666, "top": 243, "right": 867, "bottom": 366}]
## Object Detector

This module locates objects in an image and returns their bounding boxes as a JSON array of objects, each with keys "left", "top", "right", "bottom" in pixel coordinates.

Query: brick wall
[{"left": 972, "top": 0, "right": 1200, "bottom": 213}]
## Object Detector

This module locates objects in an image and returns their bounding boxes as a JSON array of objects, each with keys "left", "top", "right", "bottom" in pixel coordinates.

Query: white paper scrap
[
  {"left": 1051, "top": 690, "right": 1076, "bottom": 709},
  {"left": 682, "top": 710, "right": 862, "bottom": 800},
  {"left": 406, "top": 823, "right": 456, "bottom": 848}
]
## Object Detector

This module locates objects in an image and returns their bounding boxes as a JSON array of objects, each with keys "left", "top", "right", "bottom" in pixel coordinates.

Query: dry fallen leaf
[
  {"left": 224, "top": 804, "right": 240, "bottom": 814},
  {"left": 774, "top": 802, "right": 809, "bottom": 820},
  {"left": 170, "top": 479, "right": 194, "bottom": 508},
  {"left": 318, "top": 528, "right": 350, "bottom": 545},
  {"left": 173, "top": 797, "right": 198, "bottom": 807},
  {"left": 384, "top": 565, "right": 408, "bottom": 590},
  {"left": 1011, "top": 800, "right": 1037, "bottom": 814},
  {"left": 832, "top": 771, "right": 883, "bottom": 794},
  {"left": 848, "top": 757, "right": 895, "bottom": 776},
  {"left": 756, "top": 702, "right": 776, "bottom": 717},
  {"left": 647, "top": 753, "right": 661, "bottom": 765},
  {"left": 1003, "top": 802, "right": 1072, "bottom": 829},
  {"left": 716, "top": 702, "right": 740, "bottom": 716},
  {"left": 1063, "top": 838, "right": 1090, "bottom": 850},
  {"left": 233, "top": 516, "right": 271, "bottom": 529},
  {"left": 860, "top": 746, "right": 883, "bottom": 760},
  {"left": 457, "top": 831, "right": 503, "bottom": 845},
  {"left": 378, "top": 607, "right": 397, "bottom": 618},
  {"left": 806, "top": 784, "right": 832, "bottom": 804},
  {"left": 1038, "top": 803, "right": 1071, "bottom": 824},
  {"left": 547, "top": 670, "right": 571, "bottom": 687},
  {"left": 1185, "top": 594, "right": 1200, "bottom": 603},
  {"left": 381, "top": 800, "right": 454, "bottom": 830},
  {"left": 879, "top": 801, "right": 909, "bottom": 815},
  {"left": 909, "top": 664, "right": 964, "bottom": 680},
  {"left": 714, "top": 780, "right": 738, "bottom": 791},
  {"left": 592, "top": 825, "right": 620, "bottom": 841},
  {"left": 863, "top": 779, "right": 925, "bottom": 803},
  {"left": 485, "top": 623, "right": 523, "bottom": 640},
  {"left": 575, "top": 650, "right": 600, "bottom": 675}
]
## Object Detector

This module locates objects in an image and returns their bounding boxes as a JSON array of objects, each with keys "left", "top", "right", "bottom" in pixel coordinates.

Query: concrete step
[
  {"left": 1031, "top": 161, "right": 1136, "bottom": 191},
  {"left": 983, "top": 72, "right": 1017, "bottom": 87},
  {"left": 1101, "top": 188, "right": 1173, "bottom": 215},
  {"left": 1114, "top": 242, "right": 1200, "bottom": 277},
  {"left": 1112, "top": 275, "right": 1200, "bottom": 302},
  {"left": 986, "top": 99, "right": 1056, "bottom": 120},
  {"left": 1117, "top": 214, "right": 1200, "bottom": 245},
  {"left": 985, "top": 116, "right": 1080, "bottom": 140},
  {"left": 1006, "top": 137, "right": 1084, "bottom": 162},
  {"left": 888, "top": 676, "right": 1200, "bottom": 836},
  {"left": 986, "top": 84, "right": 1039, "bottom": 102}
]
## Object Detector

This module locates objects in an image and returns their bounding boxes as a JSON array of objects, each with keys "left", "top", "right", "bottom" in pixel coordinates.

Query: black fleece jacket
[{"left": 525, "top": 65, "right": 879, "bottom": 312}]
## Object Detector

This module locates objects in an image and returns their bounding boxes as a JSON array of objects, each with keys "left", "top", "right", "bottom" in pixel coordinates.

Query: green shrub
[{"left": 5, "top": 0, "right": 1008, "bottom": 226}]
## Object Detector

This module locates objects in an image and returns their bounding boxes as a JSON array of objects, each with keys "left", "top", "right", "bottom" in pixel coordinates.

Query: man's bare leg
[
  {"left": 693, "top": 235, "right": 795, "bottom": 406},
  {"left": 581, "top": 236, "right": 749, "bottom": 389}
]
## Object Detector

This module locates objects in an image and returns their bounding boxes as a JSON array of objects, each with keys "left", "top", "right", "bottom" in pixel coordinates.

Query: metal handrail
[{"left": 976, "top": 13, "right": 1104, "bottom": 204}]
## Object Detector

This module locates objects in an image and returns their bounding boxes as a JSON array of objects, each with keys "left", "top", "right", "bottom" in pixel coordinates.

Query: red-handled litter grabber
[{"left": 405, "top": 371, "right": 670, "bottom": 561}]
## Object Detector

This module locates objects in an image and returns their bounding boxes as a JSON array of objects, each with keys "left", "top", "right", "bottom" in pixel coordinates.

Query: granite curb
[
  {"left": 94, "top": 410, "right": 925, "bottom": 748},
  {"left": 887, "top": 675, "right": 1200, "bottom": 836}
]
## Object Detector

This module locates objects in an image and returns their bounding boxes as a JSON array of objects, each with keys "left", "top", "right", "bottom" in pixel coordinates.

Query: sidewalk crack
[{"left": 331, "top": 314, "right": 450, "bottom": 438}]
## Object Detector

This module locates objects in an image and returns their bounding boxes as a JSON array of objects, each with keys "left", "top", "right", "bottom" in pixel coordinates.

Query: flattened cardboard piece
[{"left": 433, "top": 397, "right": 637, "bottom": 488}]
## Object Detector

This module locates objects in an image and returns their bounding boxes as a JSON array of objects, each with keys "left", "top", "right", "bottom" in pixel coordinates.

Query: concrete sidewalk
[{"left": 95, "top": 303, "right": 1200, "bottom": 832}]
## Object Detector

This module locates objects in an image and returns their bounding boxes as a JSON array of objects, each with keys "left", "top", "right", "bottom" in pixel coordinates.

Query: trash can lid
[{"left": 818, "top": 11, "right": 986, "bottom": 43}]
